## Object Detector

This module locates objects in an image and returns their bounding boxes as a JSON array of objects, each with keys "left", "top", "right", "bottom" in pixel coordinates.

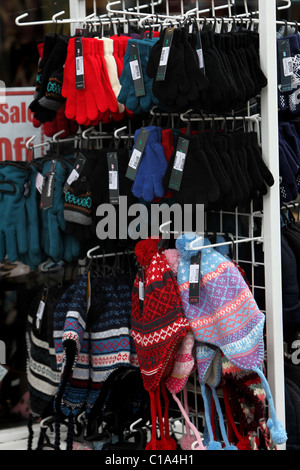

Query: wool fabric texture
[
  {"left": 26, "top": 285, "right": 68, "bottom": 420},
  {"left": 86, "top": 275, "right": 137, "bottom": 415},
  {"left": 176, "top": 233, "right": 287, "bottom": 447},
  {"left": 131, "top": 237, "right": 190, "bottom": 450},
  {"left": 53, "top": 274, "right": 90, "bottom": 418}
]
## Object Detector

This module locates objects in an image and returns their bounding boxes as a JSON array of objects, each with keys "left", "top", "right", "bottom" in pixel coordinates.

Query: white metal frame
[{"left": 12, "top": 0, "right": 288, "bottom": 450}]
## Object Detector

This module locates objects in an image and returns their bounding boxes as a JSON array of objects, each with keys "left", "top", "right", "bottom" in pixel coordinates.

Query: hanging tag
[
  {"left": 278, "top": 39, "right": 293, "bottom": 92},
  {"left": 138, "top": 266, "right": 145, "bottom": 302},
  {"left": 63, "top": 152, "right": 87, "bottom": 194},
  {"left": 189, "top": 253, "right": 201, "bottom": 304},
  {"left": 40, "top": 160, "right": 57, "bottom": 210},
  {"left": 168, "top": 137, "right": 190, "bottom": 191},
  {"left": 107, "top": 152, "right": 120, "bottom": 205},
  {"left": 36, "top": 172, "right": 44, "bottom": 194},
  {"left": 156, "top": 28, "right": 174, "bottom": 81},
  {"left": 129, "top": 42, "right": 145, "bottom": 97},
  {"left": 196, "top": 33, "right": 205, "bottom": 73},
  {"left": 126, "top": 128, "right": 150, "bottom": 181},
  {"left": 35, "top": 286, "right": 49, "bottom": 333},
  {"left": 75, "top": 37, "right": 85, "bottom": 90}
]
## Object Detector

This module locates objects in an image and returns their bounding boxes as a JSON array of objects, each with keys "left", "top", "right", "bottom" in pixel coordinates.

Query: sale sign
[{"left": 0, "top": 87, "right": 44, "bottom": 161}]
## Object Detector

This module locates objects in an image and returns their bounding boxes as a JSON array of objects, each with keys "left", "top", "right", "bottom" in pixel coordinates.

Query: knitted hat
[
  {"left": 131, "top": 237, "right": 190, "bottom": 450},
  {"left": 53, "top": 275, "right": 90, "bottom": 449},
  {"left": 26, "top": 285, "right": 68, "bottom": 420},
  {"left": 176, "top": 233, "right": 287, "bottom": 448},
  {"left": 86, "top": 275, "right": 137, "bottom": 415},
  {"left": 64, "top": 177, "right": 92, "bottom": 227}
]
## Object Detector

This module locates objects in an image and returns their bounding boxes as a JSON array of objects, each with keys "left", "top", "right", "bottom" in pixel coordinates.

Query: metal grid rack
[{"left": 13, "top": 0, "right": 289, "bottom": 450}]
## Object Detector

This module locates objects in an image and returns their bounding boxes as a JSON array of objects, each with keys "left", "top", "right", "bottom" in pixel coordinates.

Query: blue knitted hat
[
  {"left": 86, "top": 276, "right": 137, "bottom": 415},
  {"left": 176, "top": 233, "right": 287, "bottom": 448}
]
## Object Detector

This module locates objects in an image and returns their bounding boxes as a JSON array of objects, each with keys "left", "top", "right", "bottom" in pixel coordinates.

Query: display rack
[{"left": 13, "top": 0, "right": 291, "bottom": 450}]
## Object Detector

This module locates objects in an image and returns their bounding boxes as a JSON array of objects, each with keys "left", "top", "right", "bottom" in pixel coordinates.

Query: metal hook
[
  {"left": 277, "top": 0, "right": 292, "bottom": 10},
  {"left": 26, "top": 135, "right": 36, "bottom": 149},
  {"left": 52, "top": 130, "right": 66, "bottom": 142},
  {"left": 114, "top": 126, "right": 128, "bottom": 139}
]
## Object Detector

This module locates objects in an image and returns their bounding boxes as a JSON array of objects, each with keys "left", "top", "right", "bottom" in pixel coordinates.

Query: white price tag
[
  {"left": 76, "top": 56, "right": 84, "bottom": 76},
  {"left": 283, "top": 57, "right": 293, "bottom": 77},
  {"left": 67, "top": 169, "right": 79, "bottom": 186},
  {"left": 130, "top": 60, "right": 141, "bottom": 81},
  {"left": 109, "top": 170, "right": 118, "bottom": 190},
  {"left": 139, "top": 281, "right": 145, "bottom": 301},
  {"left": 36, "top": 172, "right": 44, "bottom": 194},
  {"left": 197, "top": 49, "right": 204, "bottom": 69},
  {"left": 129, "top": 149, "right": 142, "bottom": 170},
  {"left": 174, "top": 151, "right": 186, "bottom": 172},
  {"left": 159, "top": 47, "right": 170, "bottom": 66},
  {"left": 189, "top": 264, "right": 200, "bottom": 284}
]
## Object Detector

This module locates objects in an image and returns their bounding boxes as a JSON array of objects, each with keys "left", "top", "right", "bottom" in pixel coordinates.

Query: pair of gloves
[
  {"left": 117, "top": 38, "right": 160, "bottom": 114},
  {"left": 0, "top": 158, "right": 82, "bottom": 270}
]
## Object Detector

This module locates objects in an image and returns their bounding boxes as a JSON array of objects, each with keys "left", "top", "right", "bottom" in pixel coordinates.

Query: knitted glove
[
  {"left": 40, "top": 157, "right": 73, "bottom": 262},
  {"left": 117, "top": 39, "right": 145, "bottom": 114},
  {"left": 0, "top": 162, "right": 32, "bottom": 263},
  {"left": 162, "top": 133, "right": 220, "bottom": 207},
  {"left": 146, "top": 28, "right": 191, "bottom": 112},
  {"left": 131, "top": 126, "right": 168, "bottom": 202}
]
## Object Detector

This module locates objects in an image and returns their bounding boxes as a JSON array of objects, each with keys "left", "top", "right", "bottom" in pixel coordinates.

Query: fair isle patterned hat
[
  {"left": 176, "top": 233, "right": 287, "bottom": 447},
  {"left": 131, "top": 237, "right": 190, "bottom": 450}
]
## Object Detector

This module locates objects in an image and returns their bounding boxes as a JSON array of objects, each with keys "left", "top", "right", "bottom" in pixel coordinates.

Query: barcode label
[
  {"left": 283, "top": 57, "right": 293, "bottom": 77},
  {"left": 130, "top": 60, "right": 141, "bottom": 81},
  {"left": 189, "top": 264, "right": 200, "bottom": 284},
  {"left": 159, "top": 47, "right": 170, "bottom": 66},
  {"left": 174, "top": 151, "right": 186, "bottom": 172},
  {"left": 129, "top": 149, "right": 142, "bottom": 170},
  {"left": 109, "top": 170, "right": 118, "bottom": 190},
  {"left": 67, "top": 169, "right": 79, "bottom": 186},
  {"left": 76, "top": 56, "right": 84, "bottom": 76},
  {"left": 197, "top": 48, "right": 204, "bottom": 69},
  {"left": 139, "top": 281, "right": 145, "bottom": 301}
]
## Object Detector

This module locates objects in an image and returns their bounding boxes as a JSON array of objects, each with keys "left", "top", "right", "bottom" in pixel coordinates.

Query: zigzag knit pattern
[{"left": 131, "top": 238, "right": 190, "bottom": 392}]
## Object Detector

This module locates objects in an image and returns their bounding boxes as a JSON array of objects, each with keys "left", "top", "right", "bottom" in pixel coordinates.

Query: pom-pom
[
  {"left": 267, "top": 418, "right": 288, "bottom": 445},
  {"left": 224, "top": 444, "right": 238, "bottom": 450},
  {"left": 180, "top": 435, "right": 196, "bottom": 450},
  {"left": 135, "top": 237, "right": 160, "bottom": 266},
  {"left": 207, "top": 440, "right": 222, "bottom": 450}
]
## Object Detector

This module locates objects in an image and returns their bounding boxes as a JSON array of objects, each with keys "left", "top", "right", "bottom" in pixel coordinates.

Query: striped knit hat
[
  {"left": 86, "top": 275, "right": 137, "bottom": 415},
  {"left": 53, "top": 274, "right": 90, "bottom": 449},
  {"left": 176, "top": 233, "right": 287, "bottom": 448},
  {"left": 131, "top": 237, "right": 190, "bottom": 450}
]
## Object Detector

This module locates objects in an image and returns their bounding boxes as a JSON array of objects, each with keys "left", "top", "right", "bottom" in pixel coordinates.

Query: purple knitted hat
[{"left": 176, "top": 233, "right": 287, "bottom": 448}]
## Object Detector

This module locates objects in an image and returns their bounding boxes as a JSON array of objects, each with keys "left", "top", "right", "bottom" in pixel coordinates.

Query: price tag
[
  {"left": 35, "top": 286, "right": 48, "bottom": 333},
  {"left": 278, "top": 38, "right": 293, "bottom": 92},
  {"left": 63, "top": 153, "right": 86, "bottom": 194},
  {"left": 126, "top": 128, "right": 150, "bottom": 181},
  {"left": 107, "top": 152, "right": 119, "bottom": 205},
  {"left": 156, "top": 28, "right": 174, "bottom": 81},
  {"left": 40, "top": 160, "right": 57, "bottom": 210},
  {"left": 129, "top": 42, "right": 145, "bottom": 97},
  {"left": 168, "top": 137, "right": 190, "bottom": 191},
  {"left": 75, "top": 37, "right": 85, "bottom": 90},
  {"left": 189, "top": 253, "right": 201, "bottom": 304}
]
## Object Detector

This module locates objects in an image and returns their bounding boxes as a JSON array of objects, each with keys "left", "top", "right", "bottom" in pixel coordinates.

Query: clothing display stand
[{"left": 9, "top": 0, "right": 294, "bottom": 451}]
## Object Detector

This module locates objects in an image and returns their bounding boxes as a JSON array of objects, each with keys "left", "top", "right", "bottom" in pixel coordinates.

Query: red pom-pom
[
  {"left": 135, "top": 238, "right": 160, "bottom": 267},
  {"left": 237, "top": 436, "right": 251, "bottom": 450}
]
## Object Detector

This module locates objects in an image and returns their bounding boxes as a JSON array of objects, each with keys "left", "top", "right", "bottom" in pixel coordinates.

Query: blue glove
[
  {"left": 132, "top": 126, "right": 168, "bottom": 202},
  {"left": 0, "top": 162, "right": 31, "bottom": 263},
  {"left": 117, "top": 39, "right": 143, "bottom": 114},
  {"left": 40, "top": 158, "right": 72, "bottom": 262}
]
